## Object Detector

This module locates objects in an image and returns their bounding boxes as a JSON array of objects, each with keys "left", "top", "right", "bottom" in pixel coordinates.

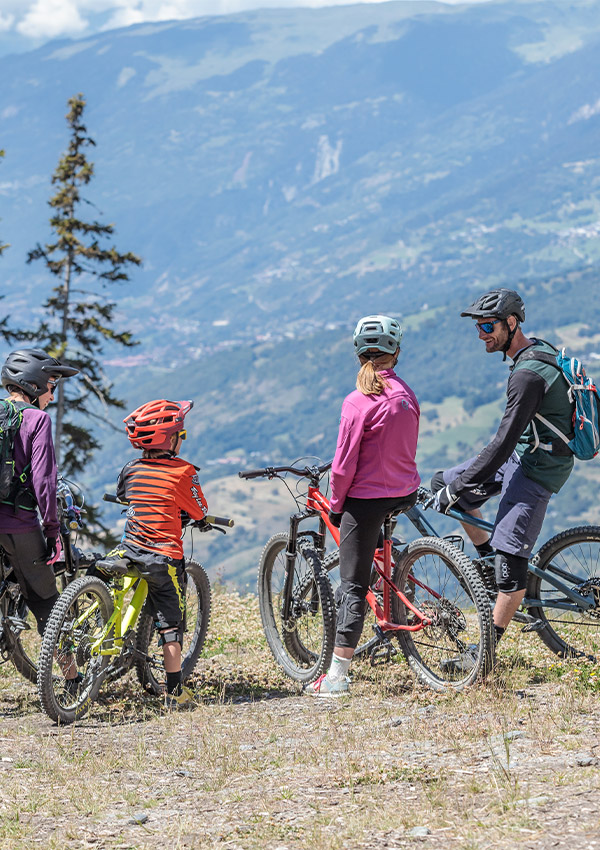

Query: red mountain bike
[{"left": 239, "top": 461, "right": 494, "bottom": 692}]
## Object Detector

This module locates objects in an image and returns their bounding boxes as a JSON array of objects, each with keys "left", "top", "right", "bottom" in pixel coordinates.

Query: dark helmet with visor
[
  {"left": 1, "top": 349, "right": 79, "bottom": 399},
  {"left": 460, "top": 288, "right": 525, "bottom": 323}
]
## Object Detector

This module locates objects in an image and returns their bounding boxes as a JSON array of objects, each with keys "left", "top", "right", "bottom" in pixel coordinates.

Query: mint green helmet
[{"left": 353, "top": 315, "right": 403, "bottom": 356}]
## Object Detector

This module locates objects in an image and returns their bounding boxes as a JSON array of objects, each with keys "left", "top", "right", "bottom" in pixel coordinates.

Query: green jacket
[{"left": 513, "top": 340, "right": 574, "bottom": 493}]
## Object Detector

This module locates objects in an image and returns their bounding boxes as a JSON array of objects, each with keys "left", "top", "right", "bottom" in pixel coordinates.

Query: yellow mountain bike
[{"left": 37, "top": 502, "right": 233, "bottom": 724}]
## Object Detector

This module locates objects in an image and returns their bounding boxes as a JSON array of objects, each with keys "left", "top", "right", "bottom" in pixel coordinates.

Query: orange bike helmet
[{"left": 124, "top": 399, "right": 193, "bottom": 451}]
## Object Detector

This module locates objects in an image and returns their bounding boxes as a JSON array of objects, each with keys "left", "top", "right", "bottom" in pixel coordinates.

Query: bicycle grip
[
  {"left": 103, "top": 493, "right": 129, "bottom": 505},
  {"left": 238, "top": 469, "right": 267, "bottom": 480},
  {"left": 205, "top": 515, "right": 235, "bottom": 528}
]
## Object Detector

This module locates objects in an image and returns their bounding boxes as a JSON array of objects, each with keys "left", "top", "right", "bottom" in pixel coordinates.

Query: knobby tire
[
  {"left": 135, "top": 561, "right": 212, "bottom": 695},
  {"left": 393, "top": 537, "right": 495, "bottom": 691},
  {"left": 526, "top": 526, "right": 600, "bottom": 662},
  {"left": 258, "top": 532, "right": 336, "bottom": 683},
  {"left": 37, "top": 575, "right": 114, "bottom": 724},
  {"left": 7, "top": 570, "right": 74, "bottom": 685}
]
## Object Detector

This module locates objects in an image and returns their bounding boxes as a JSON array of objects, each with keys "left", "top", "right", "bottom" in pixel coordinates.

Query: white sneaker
[{"left": 304, "top": 673, "right": 350, "bottom": 697}]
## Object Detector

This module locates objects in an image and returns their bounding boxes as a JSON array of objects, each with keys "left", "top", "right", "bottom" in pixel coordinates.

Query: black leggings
[{"left": 335, "top": 493, "right": 417, "bottom": 649}]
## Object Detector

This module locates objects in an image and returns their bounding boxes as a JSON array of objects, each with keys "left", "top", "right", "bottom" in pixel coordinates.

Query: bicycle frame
[
  {"left": 298, "top": 482, "right": 432, "bottom": 632},
  {"left": 86, "top": 574, "right": 149, "bottom": 658},
  {"left": 404, "top": 498, "right": 597, "bottom": 614}
]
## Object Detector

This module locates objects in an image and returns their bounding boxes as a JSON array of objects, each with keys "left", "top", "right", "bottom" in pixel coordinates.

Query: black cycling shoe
[{"left": 63, "top": 672, "right": 84, "bottom": 696}]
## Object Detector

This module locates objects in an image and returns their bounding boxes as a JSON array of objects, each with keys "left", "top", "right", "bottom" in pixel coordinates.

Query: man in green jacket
[{"left": 432, "top": 289, "right": 574, "bottom": 648}]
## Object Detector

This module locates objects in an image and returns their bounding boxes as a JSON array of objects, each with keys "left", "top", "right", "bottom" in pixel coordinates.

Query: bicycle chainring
[
  {"left": 75, "top": 634, "right": 93, "bottom": 666},
  {"left": 576, "top": 578, "right": 600, "bottom": 619},
  {"left": 423, "top": 597, "right": 467, "bottom": 639}
]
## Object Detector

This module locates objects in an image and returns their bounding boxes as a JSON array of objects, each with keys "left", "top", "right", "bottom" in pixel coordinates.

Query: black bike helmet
[
  {"left": 460, "top": 288, "right": 525, "bottom": 323},
  {"left": 1, "top": 349, "right": 79, "bottom": 399}
]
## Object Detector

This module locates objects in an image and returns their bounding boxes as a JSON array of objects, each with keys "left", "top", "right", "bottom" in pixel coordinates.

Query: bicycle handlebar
[
  {"left": 204, "top": 515, "right": 235, "bottom": 528},
  {"left": 417, "top": 486, "right": 435, "bottom": 507},
  {"left": 238, "top": 461, "right": 332, "bottom": 480},
  {"left": 102, "top": 494, "right": 234, "bottom": 528},
  {"left": 103, "top": 493, "right": 127, "bottom": 505}
]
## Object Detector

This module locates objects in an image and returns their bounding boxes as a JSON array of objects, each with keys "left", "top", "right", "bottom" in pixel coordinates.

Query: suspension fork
[
  {"left": 381, "top": 514, "right": 394, "bottom": 619},
  {"left": 282, "top": 512, "right": 302, "bottom": 622},
  {"left": 281, "top": 508, "right": 326, "bottom": 621}
]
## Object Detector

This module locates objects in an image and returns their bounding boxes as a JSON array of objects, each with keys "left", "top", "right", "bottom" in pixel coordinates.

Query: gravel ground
[{"left": 0, "top": 592, "right": 598, "bottom": 850}]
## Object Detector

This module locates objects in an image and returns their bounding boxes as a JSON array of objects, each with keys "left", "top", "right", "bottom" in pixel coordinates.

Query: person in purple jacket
[
  {"left": 0, "top": 349, "right": 78, "bottom": 641},
  {"left": 305, "top": 316, "right": 420, "bottom": 696}
]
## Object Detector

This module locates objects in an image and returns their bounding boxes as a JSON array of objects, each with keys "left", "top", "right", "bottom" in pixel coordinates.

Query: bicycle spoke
[{"left": 394, "top": 538, "right": 494, "bottom": 690}]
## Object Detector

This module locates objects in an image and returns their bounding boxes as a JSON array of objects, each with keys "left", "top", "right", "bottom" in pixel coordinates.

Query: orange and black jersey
[{"left": 116, "top": 457, "right": 208, "bottom": 559}]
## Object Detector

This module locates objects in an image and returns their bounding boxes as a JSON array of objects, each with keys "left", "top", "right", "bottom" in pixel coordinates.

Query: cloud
[
  {"left": 0, "top": 13, "right": 15, "bottom": 32},
  {"left": 17, "top": 0, "right": 88, "bottom": 38},
  {"left": 6, "top": 0, "right": 494, "bottom": 43}
]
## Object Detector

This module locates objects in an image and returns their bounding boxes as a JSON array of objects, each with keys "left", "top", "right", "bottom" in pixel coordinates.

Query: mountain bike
[
  {"left": 0, "top": 476, "right": 87, "bottom": 684},
  {"left": 37, "top": 501, "right": 233, "bottom": 724},
  {"left": 409, "top": 487, "right": 600, "bottom": 662},
  {"left": 239, "top": 462, "right": 495, "bottom": 691}
]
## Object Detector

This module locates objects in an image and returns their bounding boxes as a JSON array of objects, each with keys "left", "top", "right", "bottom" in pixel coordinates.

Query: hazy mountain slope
[{"left": 1, "top": 0, "right": 600, "bottom": 356}]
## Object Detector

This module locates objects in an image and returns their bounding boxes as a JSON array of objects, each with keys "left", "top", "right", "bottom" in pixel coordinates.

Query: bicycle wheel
[
  {"left": 323, "top": 546, "right": 406, "bottom": 660},
  {"left": 526, "top": 526, "right": 600, "bottom": 661},
  {"left": 7, "top": 570, "right": 74, "bottom": 684},
  {"left": 393, "top": 537, "right": 495, "bottom": 691},
  {"left": 37, "top": 576, "right": 113, "bottom": 724},
  {"left": 258, "top": 532, "right": 335, "bottom": 683},
  {"left": 135, "top": 561, "right": 212, "bottom": 696}
]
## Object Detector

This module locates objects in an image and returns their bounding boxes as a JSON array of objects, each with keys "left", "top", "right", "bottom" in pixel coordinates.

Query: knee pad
[
  {"left": 334, "top": 587, "right": 368, "bottom": 650},
  {"left": 495, "top": 551, "right": 528, "bottom": 593},
  {"left": 157, "top": 626, "right": 183, "bottom": 648}
]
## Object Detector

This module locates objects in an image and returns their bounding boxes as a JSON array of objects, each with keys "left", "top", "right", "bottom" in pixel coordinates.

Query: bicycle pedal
[
  {"left": 520, "top": 617, "right": 546, "bottom": 633},
  {"left": 369, "top": 642, "right": 398, "bottom": 666},
  {"left": 6, "top": 616, "right": 30, "bottom": 633}
]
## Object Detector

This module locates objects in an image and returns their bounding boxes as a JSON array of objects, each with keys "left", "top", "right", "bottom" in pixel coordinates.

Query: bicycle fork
[{"left": 281, "top": 511, "right": 325, "bottom": 625}]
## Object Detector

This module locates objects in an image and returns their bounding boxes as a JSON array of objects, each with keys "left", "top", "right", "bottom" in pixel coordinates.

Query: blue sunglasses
[{"left": 475, "top": 319, "right": 502, "bottom": 334}]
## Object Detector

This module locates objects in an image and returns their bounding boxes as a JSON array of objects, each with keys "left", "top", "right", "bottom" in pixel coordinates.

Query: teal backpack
[{"left": 520, "top": 345, "right": 600, "bottom": 461}]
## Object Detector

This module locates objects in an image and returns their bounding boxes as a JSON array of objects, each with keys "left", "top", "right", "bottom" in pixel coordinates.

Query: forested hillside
[{"left": 1, "top": 0, "right": 599, "bottom": 584}]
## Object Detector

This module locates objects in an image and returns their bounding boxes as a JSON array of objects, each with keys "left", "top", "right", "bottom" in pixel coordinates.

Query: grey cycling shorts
[{"left": 439, "top": 453, "right": 552, "bottom": 558}]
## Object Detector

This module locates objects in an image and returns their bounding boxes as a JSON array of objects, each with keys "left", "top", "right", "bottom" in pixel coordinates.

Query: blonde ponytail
[{"left": 356, "top": 361, "right": 391, "bottom": 396}]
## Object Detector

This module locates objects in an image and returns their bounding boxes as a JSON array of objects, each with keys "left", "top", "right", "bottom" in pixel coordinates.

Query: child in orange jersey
[{"left": 112, "top": 399, "right": 208, "bottom": 707}]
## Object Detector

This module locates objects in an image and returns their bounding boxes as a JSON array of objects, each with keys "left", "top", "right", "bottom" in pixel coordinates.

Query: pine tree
[{"left": 28, "top": 94, "right": 141, "bottom": 477}]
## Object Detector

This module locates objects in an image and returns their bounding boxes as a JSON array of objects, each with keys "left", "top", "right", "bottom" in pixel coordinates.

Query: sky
[{"left": 0, "top": 0, "right": 492, "bottom": 44}]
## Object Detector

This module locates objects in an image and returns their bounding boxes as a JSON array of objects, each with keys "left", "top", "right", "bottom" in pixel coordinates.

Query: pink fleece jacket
[{"left": 329, "top": 369, "right": 420, "bottom": 513}]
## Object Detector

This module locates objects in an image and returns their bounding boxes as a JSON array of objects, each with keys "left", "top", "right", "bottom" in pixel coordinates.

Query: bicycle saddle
[{"left": 94, "top": 556, "right": 135, "bottom": 576}]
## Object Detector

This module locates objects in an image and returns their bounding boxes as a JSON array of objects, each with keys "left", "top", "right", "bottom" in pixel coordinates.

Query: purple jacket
[
  {"left": 0, "top": 404, "right": 59, "bottom": 538},
  {"left": 329, "top": 369, "right": 420, "bottom": 513}
]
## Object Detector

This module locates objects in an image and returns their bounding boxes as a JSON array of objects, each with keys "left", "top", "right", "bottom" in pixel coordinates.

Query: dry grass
[{"left": 0, "top": 590, "right": 599, "bottom": 849}]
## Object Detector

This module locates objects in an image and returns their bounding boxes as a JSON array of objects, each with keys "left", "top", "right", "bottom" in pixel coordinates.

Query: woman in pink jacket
[{"left": 305, "top": 315, "right": 420, "bottom": 696}]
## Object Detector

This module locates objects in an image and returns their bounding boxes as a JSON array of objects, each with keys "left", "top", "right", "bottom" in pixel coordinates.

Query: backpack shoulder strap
[{"left": 514, "top": 340, "right": 561, "bottom": 370}]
